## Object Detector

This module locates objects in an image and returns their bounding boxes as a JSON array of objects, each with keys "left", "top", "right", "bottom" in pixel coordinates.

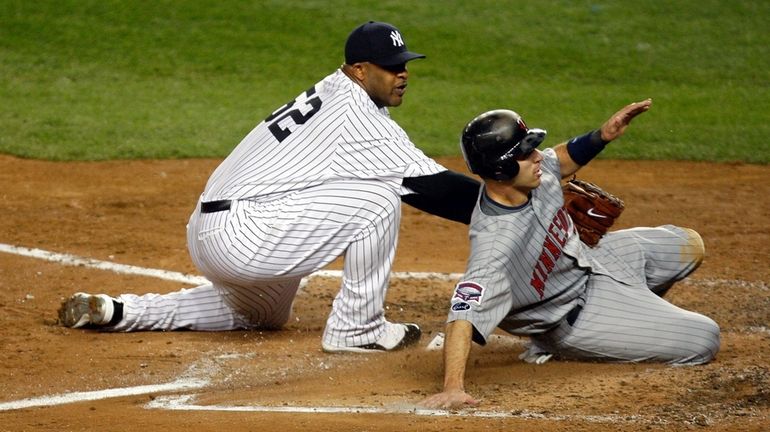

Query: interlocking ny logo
[{"left": 389, "top": 30, "right": 404, "bottom": 47}]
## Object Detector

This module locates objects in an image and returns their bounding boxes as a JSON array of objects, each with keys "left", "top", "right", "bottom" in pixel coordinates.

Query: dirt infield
[{"left": 1, "top": 155, "right": 768, "bottom": 431}]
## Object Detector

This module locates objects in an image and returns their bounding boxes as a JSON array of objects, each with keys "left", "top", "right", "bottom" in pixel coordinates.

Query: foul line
[
  {"left": 0, "top": 243, "right": 463, "bottom": 285},
  {"left": 145, "top": 394, "right": 643, "bottom": 423},
  {"left": 0, "top": 243, "right": 208, "bottom": 285},
  {"left": 0, "top": 378, "right": 208, "bottom": 412}
]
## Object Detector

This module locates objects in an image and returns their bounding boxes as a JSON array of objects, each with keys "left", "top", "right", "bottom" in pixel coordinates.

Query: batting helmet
[{"left": 460, "top": 109, "right": 547, "bottom": 180}]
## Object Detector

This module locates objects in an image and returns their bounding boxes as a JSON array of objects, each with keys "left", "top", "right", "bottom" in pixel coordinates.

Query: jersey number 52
[{"left": 265, "top": 87, "right": 323, "bottom": 142}]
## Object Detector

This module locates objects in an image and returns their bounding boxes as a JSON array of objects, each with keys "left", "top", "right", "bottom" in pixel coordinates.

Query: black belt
[{"left": 200, "top": 200, "right": 232, "bottom": 214}]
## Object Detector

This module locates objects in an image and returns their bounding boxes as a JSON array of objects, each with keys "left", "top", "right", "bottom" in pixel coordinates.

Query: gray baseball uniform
[
  {"left": 109, "top": 69, "right": 446, "bottom": 348},
  {"left": 448, "top": 148, "right": 720, "bottom": 364}
]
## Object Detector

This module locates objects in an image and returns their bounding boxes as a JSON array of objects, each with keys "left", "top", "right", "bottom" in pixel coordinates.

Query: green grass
[{"left": 1, "top": 0, "right": 768, "bottom": 162}]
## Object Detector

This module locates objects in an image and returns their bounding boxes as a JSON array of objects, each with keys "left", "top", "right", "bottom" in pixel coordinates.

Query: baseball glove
[{"left": 562, "top": 178, "right": 625, "bottom": 247}]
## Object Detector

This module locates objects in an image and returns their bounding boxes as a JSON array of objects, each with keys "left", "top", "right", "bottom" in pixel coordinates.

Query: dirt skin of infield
[{"left": 0, "top": 155, "right": 768, "bottom": 431}]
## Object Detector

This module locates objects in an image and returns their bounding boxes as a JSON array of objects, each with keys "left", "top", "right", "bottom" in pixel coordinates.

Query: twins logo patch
[{"left": 453, "top": 281, "right": 484, "bottom": 304}]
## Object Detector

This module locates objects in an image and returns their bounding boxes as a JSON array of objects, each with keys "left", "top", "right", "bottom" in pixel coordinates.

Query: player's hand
[
  {"left": 419, "top": 389, "right": 480, "bottom": 410},
  {"left": 599, "top": 98, "right": 652, "bottom": 142}
]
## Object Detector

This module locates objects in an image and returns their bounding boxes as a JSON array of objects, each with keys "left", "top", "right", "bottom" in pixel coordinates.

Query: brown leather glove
[{"left": 562, "top": 179, "right": 625, "bottom": 247}]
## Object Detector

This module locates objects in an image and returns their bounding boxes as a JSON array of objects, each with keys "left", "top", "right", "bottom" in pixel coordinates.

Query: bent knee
[
  {"left": 672, "top": 315, "right": 720, "bottom": 365},
  {"left": 680, "top": 227, "right": 705, "bottom": 268}
]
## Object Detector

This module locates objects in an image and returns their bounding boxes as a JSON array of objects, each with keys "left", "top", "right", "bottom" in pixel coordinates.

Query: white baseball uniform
[
  {"left": 109, "top": 69, "right": 447, "bottom": 349},
  {"left": 447, "top": 148, "right": 720, "bottom": 364}
]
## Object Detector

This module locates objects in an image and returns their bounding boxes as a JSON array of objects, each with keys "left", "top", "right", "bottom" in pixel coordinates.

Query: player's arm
[
  {"left": 401, "top": 170, "right": 481, "bottom": 224},
  {"left": 555, "top": 99, "right": 653, "bottom": 179},
  {"left": 419, "top": 320, "right": 480, "bottom": 409}
]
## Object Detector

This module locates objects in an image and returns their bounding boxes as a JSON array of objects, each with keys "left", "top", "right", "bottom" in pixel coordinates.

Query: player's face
[
  {"left": 512, "top": 149, "right": 544, "bottom": 190},
  {"left": 360, "top": 62, "right": 409, "bottom": 107}
]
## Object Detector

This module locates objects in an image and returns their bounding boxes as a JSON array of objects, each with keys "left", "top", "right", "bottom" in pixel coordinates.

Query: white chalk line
[
  {"left": 0, "top": 243, "right": 209, "bottom": 285},
  {"left": 145, "top": 394, "right": 642, "bottom": 423},
  {"left": 0, "top": 243, "right": 463, "bottom": 286},
  {"left": 0, "top": 378, "right": 208, "bottom": 411},
  {"left": 0, "top": 354, "right": 230, "bottom": 412}
]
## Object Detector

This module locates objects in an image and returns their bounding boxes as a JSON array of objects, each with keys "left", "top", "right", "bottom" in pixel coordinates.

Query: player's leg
[
  {"left": 599, "top": 225, "right": 704, "bottom": 295},
  {"left": 111, "top": 282, "right": 254, "bottom": 331},
  {"left": 534, "top": 275, "right": 720, "bottom": 364},
  {"left": 60, "top": 278, "right": 302, "bottom": 331},
  {"left": 58, "top": 282, "right": 255, "bottom": 331},
  {"left": 304, "top": 181, "right": 413, "bottom": 350}
]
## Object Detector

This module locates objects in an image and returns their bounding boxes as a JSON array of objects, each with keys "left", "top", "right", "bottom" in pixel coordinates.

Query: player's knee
[
  {"left": 244, "top": 310, "right": 290, "bottom": 330},
  {"left": 696, "top": 317, "right": 720, "bottom": 363},
  {"left": 673, "top": 315, "right": 720, "bottom": 365},
  {"left": 681, "top": 227, "right": 705, "bottom": 268},
  {"left": 261, "top": 315, "right": 290, "bottom": 330},
  {"left": 257, "top": 300, "right": 295, "bottom": 330}
]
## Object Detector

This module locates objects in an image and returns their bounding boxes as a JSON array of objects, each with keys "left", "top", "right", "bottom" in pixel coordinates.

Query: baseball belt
[{"left": 200, "top": 200, "right": 232, "bottom": 213}]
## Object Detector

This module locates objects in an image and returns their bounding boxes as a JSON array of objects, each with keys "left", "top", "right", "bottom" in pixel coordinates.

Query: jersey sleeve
[
  {"left": 448, "top": 277, "right": 514, "bottom": 345},
  {"left": 447, "top": 216, "right": 517, "bottom": 345},
  {"left": 540, "top": 147, "right": 561, "bottom": 177},
  {"left": 334, "top": 104, "right": 445, "bottom": 189}
]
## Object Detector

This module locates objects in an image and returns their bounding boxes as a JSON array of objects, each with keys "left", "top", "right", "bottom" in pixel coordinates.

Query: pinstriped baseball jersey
[
  {"left": 202, "top": 69, "right": 444, "bottom": 202},
  {"left": 448, "top": 148, "right": 720, "bottom": 364}
]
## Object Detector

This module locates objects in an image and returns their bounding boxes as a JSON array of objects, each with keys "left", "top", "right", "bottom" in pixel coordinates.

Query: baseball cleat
[
  {"left": 322, "top": 322, "right": 422, "bottom": 353},
  {"left": 58, "top": 292, "right": 116, "bottom": 328},
  {"left": 518, "top": 340, "right": 554, "bottom": 365}
]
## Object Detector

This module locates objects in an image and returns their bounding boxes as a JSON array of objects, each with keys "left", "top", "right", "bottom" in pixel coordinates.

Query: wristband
[{"left": 566, "top": 129, "right": 609, "bottom": 165}]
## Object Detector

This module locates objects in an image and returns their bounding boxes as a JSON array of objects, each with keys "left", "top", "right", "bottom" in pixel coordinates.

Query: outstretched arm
[
  {"left": 556, "top": 98, "right": 653, "bottom": 179},
  {"left": 419, "top": 320, "right": 480, "bottom": 410}
]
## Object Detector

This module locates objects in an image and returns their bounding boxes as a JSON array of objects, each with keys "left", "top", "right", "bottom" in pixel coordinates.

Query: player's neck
[{"left": 484, "top": 181, "right": 530, "bottom": 207}]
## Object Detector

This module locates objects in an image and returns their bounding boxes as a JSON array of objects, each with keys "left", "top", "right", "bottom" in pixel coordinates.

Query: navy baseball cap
[{"left": 345, "top": 21, "right": 425, "bottom": 66}]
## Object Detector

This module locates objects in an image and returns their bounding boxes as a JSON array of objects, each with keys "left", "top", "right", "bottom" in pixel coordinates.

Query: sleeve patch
[{"left": 452, "top": 281, "right": 485, "bottom": 305}]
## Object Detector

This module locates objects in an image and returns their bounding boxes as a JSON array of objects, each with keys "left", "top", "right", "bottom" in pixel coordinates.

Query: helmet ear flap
[
  {"left": 492, "top": 158, "right": 519, "bottom": 180},
  {"left": 478, "top": 149, "right": 518, "bottom": 180}
]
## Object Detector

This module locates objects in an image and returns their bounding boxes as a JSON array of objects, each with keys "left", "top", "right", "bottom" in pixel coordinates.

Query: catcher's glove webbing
[{"left": 562, "top": 179, "right": 625, "bottom": 247}]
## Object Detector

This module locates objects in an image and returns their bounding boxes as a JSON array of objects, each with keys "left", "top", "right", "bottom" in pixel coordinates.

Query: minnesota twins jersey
[
  {"left": 448, "top": 148, "right": 586, "bottom": 342},
  {"left": 448, "top": 148, "right": 647, "bottom": 342},
  {"left": 446, "top": 148, "right": 720, "bottom": 364}
]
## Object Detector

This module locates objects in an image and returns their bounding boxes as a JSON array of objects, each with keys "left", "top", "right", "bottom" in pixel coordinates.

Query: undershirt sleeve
[{"left": 401, "top": 170, "right": 481, "bottom": 224}]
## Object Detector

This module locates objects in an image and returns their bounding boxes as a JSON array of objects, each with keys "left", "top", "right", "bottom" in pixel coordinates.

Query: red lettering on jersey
[
  {"left": 543, "top": 234, "right": 562, "bottom": 258},
  {"left": 538, "top": 250, "right": 555, "bottom": 274},
  {"left": 530, "top": 274, "right": 545, "bottom": 298},
  {"left": 549, "top": 208, "right": 571, "bottom": 246},
  {"left": 529, "top": 208, "right": 571, "bottom": 299}
]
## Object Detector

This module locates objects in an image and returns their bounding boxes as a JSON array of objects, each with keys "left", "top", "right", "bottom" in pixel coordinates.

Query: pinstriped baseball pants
[
  {"left": 111, "top": 180, "right": 401, "bottom": 349},
  {"left": 532, "top": 225, "right": 721, "bottom": 365}
]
